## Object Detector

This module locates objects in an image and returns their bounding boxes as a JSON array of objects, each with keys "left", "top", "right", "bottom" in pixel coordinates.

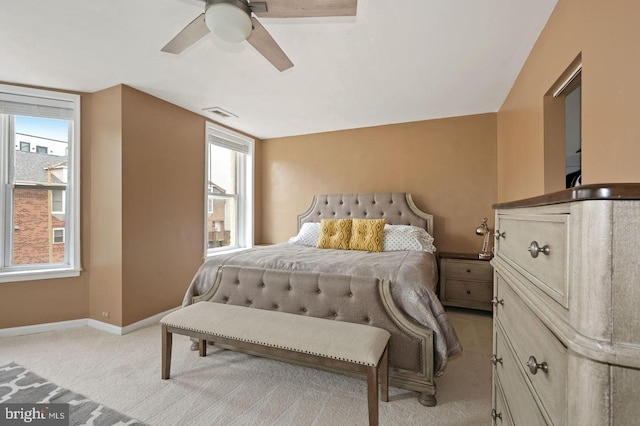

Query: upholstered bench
[{"left": 160, "top": 301, "right": 390, "bottom": 426}]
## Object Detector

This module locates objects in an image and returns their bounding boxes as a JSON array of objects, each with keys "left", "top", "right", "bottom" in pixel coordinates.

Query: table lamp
[{"left": 476, "top": 218, "right": 493, "bottom": 259}]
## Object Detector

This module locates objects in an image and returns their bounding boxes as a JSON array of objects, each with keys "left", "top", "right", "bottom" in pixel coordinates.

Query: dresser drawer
[
  {"left": 496, "top": 213, "right": 569, "bottom": 307},
  {"left": 445, "top": 279, "right": 492, "bottom": 304},
  {"left": 493, "top": 377, "right": 514, "bottom": 426},
  {"left": 494, "top": 325, "right": 546, "bottom": 425},
  {"left": 445, "top": 259, "right": 493, "bottom": 282},
  {"left": 496, "top": 275, "right": 568, "bottom": 424}
]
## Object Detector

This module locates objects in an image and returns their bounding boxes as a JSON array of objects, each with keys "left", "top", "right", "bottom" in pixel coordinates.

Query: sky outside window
[{"left": 15, "top": 116, "right": 69, "bottom": 142}]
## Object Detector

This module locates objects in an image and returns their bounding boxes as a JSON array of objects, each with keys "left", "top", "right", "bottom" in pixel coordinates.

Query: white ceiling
[{"left": 0, "top": 0, "right": 558, "bottom": 139}]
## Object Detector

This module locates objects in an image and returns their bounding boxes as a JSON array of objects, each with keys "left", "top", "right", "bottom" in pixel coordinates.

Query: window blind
[
  {"left": 208, "top": 135, "right": 250, "bottom": 154},
  {"left": 0, "top": 92, "right": 74, "bottom": 120}
]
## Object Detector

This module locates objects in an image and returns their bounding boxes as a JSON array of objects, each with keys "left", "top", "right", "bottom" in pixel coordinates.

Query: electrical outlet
[{"left": 102, "top": 311, "right": 110, "bottom": 318}]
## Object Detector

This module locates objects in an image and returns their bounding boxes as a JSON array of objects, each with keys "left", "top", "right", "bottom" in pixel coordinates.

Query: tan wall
[
  {"left": 120, "top": 86, "right": 206, "bottom": 325},
  {"left": 88, "top": 86, "right": 124, "bottom": 325},
  {"left": 0, "top": 88, "right": 92, "bottom": 329},
  {"left": 260, "top": 113, "right": 497, "bottom": 253},
  {"left": 497, "top": 0, "right": 640, "bottom": 202}
]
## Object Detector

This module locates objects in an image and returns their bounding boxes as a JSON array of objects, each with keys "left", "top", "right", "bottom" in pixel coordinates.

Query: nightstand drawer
[
  {"left": 445, "top": 260, "right": 493, "bottom": 282},
  {"left": 445, "top": 279, "right": 492, "bottom": 304}
]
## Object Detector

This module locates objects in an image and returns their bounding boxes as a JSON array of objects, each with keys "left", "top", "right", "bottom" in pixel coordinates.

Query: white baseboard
[
  {"left": 120, "top": 306, "right": 180, "bottom": 335},
  {"left": 0, "top": 306, "right": 181, "bottom": 338},
  {"left": 0, "top": 319, "right": 88, "bottom": 338}
]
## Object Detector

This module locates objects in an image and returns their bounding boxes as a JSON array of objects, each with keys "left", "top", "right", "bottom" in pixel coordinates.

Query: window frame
[
  {"left": 204, "top": 122, "right": 254, "bottom": 257},
  {"left": 0, "top": 83, "right": 81, "bottom": 283}
]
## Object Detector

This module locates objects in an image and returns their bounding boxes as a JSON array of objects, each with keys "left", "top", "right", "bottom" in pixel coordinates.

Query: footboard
[{"left": 192, "top": 265, "right": 437, "bottom": 406}]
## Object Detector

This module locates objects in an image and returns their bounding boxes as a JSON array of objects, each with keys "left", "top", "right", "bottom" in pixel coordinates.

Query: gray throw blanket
[{"left": 182, "top": 243, "right": 462, "bottom": 375}]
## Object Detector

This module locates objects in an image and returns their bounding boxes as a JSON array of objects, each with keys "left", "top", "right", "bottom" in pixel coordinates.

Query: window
[
  {"left": 0, "top": 83, "right": 81, "bottom": 282},
  {"left": 52, "top": 228, "right": 65, "bottom": 244},
  {"left": 205, "top": 122, "right": 253, "bottom": 256},
  {"left": 51, "top": 189, "right": 65, "bottom": 214}
]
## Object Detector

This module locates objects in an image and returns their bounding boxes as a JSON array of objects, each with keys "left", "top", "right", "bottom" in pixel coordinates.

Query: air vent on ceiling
[{"left": 202, "top": 106, "right": 238, "bottom": 119}]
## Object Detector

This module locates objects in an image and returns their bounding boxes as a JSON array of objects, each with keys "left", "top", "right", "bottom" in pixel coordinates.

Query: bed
[{"left": 182, "top": 193, "right": 462, "bottom": 406}]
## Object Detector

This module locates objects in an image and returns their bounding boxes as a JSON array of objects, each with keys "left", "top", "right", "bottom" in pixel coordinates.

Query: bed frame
[
  {"left": 297, "top": 193, "right": 436, "bottom": 405},
  {"left": 194, "top": 193, "right": 438, "bottom": 406}
]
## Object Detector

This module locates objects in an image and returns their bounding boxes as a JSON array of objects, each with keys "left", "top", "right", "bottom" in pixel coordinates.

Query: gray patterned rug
[{"left": 0, "top": 362, "right": 147, "bottom": 426}]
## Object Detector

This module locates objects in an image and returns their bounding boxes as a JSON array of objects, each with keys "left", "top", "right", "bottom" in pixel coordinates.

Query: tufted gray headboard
[{"left": 297, "top": 193, "right": 433, "bottom": 236}]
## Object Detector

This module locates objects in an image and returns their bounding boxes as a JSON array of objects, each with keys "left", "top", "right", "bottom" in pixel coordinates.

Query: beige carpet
[{"left": 0, "top": 309, "right": 492, "bottom": 425}]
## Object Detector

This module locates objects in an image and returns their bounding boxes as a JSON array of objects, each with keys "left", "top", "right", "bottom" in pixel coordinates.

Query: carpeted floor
[
  {"left": 0, "top": 308, "right": 492, "bottom": 425},
  {"left": 0, "top": 362, "right": 147, "bottom": 425}
]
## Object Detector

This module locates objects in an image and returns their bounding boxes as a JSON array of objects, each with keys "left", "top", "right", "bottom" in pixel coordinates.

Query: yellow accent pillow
[
  {"left": 350, "top": 219, "right": 386, "bottom": 252},
  {"left": 316, "top": 219, "right": 352, "bottom": 250}
]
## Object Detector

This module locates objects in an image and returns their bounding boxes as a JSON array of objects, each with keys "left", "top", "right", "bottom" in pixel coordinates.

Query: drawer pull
[
  {"left": 466, "top": 268, "right": 471, "bottom": 273},
  {"left": 491, "top": 297, "right": 504, "bottom": 306},
  {"left": 528, "top": 241, "right": 550, "bottom": 258},
  {"left": 494, "top": 230, "right": 506, "bottom": 240},
  {"left": 466, "top": 289, "right": 471, "bottom": 294},
  {"left": 490, "top": 354, "right": 503, "bottom": 365},
  {"left": 491, "top": 409, "right": 503, "bottom": 421},
  {"left": 527, "top": 355, "right": 549, "bottom": 375}
]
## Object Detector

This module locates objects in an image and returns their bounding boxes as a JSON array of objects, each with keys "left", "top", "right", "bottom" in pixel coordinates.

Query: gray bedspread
[{"left": 182, "top": 243, "right": 462, "bottom": 375}]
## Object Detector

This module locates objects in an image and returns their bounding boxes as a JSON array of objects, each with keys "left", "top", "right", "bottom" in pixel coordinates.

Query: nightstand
[{"left": 438, "top": 252, "right": 493, "bottom": 312}]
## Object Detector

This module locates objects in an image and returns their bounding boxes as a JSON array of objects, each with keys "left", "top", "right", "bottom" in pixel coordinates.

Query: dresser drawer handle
[
  {"left": 526, "top": 355, "right": 549, "bottom": 375},
  {"left": 491, "top": 409, "right": 503, "bottom": 421},
  {"left": 494, "top": 230, "right": 506, "bottom": 240},
  {"left": 528, "top": 241, "right": 550, "bottom": 258},
  {"left": 466, "top": 268, "right": 471, "bottom": 273},
  {"left": 491, "top": 297, "right": 504, "bottom": 306},
  {"left": 490, "top": 354, "right": 503, "bottom": 365}
]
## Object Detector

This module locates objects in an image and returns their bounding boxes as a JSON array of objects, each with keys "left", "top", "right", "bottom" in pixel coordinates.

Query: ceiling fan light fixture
[{"left": 205, "top": 0, "right": 252, "bottom": 43}]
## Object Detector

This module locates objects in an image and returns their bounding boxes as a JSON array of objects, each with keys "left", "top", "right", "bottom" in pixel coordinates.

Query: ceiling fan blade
[
  {"left": 161, "top": 13, "right": 210, "bottom": 54},
  {"left": 246, "top": 17, "right": 293, "bottom": 72},
  {"left": 252, "top": 0, "right": 357, "bottom": 18}
]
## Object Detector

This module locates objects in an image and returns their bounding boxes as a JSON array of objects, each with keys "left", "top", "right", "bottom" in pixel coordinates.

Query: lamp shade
[{"left": 205, "top": 2, "right": 252, "bottom": 43}]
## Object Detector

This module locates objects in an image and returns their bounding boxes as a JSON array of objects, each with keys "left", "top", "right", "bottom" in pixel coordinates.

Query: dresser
[
  {"left": 438, "top": 252, "right": 493, "bottom": 312},
  {"left": 490, "top": 183, "right": 640, "bottom": 425}
]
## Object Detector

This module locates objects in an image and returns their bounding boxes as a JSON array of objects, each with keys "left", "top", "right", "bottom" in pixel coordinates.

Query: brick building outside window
[{"left": 12, "top": 141, "right": 67, "bottom": 265}]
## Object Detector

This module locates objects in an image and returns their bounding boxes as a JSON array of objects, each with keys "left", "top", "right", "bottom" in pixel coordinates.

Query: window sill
[
  {"left": 0, "top": 267, "right": 82, "bottom": 284},
  {"left": 204, "top": 246, "right": 252, "bottom": 260}
]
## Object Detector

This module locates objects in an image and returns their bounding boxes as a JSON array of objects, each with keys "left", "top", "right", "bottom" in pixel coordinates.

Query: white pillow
[
  {"left": 288, "top": 222, "right": 321, "bottom": 246},
  {"left": 289, "top": 222, "right": 436, "bottom": 253},
  {"left": 383, "top": 224, "right": 436, "bottom": 253}
]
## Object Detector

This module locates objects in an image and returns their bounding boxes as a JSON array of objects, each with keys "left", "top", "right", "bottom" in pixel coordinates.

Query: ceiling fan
[{"left": 162, "top": 0, "right": 358, "bottom": 72}]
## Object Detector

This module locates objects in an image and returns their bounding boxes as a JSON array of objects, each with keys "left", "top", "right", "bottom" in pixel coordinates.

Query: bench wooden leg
[
  {"left": 366, "top": 343, "right": 389, "bottom": 425},
  {"left": 380, "top": 345, "right": 389, "bottom": 403},
  {"left": 161, "top": 324, "right": 172, "bottom": 380},
  {"left": 367, "top": 365, "right": 379, "bottom": 426},
  {"left": 199, "top": 339, "right": 207, "bottom": 357}
]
